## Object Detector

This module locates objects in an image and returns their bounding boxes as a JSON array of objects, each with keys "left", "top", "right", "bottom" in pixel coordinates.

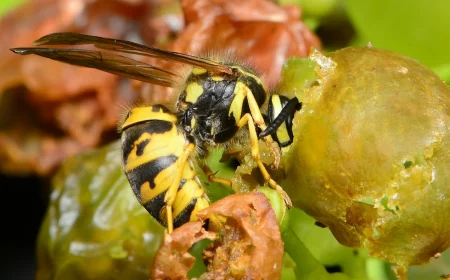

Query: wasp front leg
[
  {"left": 242, "top": 86, "right": 281, "bottom": 169},
  {"left": 164, "top": 142, "right": 196, "bottom": 233},
  {"left": 236, "top": 113, "right": 292, "bottom": 207}
]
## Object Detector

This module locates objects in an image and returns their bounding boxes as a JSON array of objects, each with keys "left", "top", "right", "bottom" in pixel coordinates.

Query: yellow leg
[
  {"left": 166, "top": 206, "right": 173, "bottom": 234},
  {"left": 244, "top": 87, "right": 280, "bottom": 169},
  {"left": 201, "top": 164, "right": 233, "bottom": 187},
  {"left": 237, "top": 114, "right": 292, "bottom": 207},
  {"left": 164, "top": 142, "right": 196, "bottom": 233}
]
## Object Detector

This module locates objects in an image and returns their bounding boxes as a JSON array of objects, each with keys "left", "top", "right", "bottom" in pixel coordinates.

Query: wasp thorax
[{"left": 177, "top": 65, "right": 267, "bottom": 144}]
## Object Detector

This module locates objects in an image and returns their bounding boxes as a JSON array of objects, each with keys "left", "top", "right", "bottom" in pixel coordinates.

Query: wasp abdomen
[
  {"left": 126, "top": 155, "right": 178, "bottom": 198},
  {"left": 120, "top": 105, "right": 210, "bottom": 230}
]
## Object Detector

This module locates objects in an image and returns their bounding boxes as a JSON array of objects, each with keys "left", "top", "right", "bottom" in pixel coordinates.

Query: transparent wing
[
  {"left": 32, "top": 32, "right": 232, "bottom": 74},
  {"left": 11, "top": 47, "right": 179, "bottom": 87},
  {"left": 10, "top": 32, "right": 234, "bottom": 87}
]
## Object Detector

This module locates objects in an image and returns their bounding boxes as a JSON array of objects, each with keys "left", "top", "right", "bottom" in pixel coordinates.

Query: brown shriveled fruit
[
  {"left": 0, "top": 0, "right": 180, "bottom": 175},
  {"left": 151, "top": 192, "right": 284, "bottom": 280}
]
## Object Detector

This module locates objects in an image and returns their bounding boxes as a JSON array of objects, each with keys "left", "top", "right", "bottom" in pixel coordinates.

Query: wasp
[{"left": 11, "top": 32, "right": 302, "bottom": 225}]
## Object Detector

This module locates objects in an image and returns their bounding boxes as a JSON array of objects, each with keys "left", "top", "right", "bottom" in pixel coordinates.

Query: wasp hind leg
[
  {"left": 236, "top": 113, "right": 292, "bottom": 207},
  {"left": 164, "top": 142, "right": 196, "bottom": 234}
]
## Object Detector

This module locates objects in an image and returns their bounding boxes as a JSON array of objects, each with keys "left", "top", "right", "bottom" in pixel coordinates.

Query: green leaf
[
  {"left": 286, "top": 209, "right": 375, "bottom": 280},
  {"left": 0, "top": 0, "right": 26, "bottom": 16},
  {"left": 344, "top": 0, "right": 450, "bottom": 70}
]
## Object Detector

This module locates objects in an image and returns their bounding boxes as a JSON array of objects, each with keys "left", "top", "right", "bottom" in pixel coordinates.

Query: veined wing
[
  {"left": 11, "top": 47, "right": 180, "bottom": 87},
  {"left": 25, "top": 32, "right": 233, "bottom": 75}
]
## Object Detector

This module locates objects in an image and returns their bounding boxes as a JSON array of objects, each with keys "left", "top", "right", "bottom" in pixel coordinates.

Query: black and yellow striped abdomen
[{"left": 120, "top": 105, "right": 209, "bottom": 229}]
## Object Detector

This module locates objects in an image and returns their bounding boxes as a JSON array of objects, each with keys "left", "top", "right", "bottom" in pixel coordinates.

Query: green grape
[
  {"left": 279, "top": 46, "right": 450, "bottom": 270},
  {"left": 36, "top": 142, "right": 164, "bottom": 280}
]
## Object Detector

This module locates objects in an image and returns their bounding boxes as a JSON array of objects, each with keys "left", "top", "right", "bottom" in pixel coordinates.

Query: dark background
[{"left": 0, "top": 174, "right": 47, "bottom": 280}]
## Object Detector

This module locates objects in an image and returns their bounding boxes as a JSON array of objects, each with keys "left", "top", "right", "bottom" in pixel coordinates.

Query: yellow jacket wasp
[{"left": 11, "top": 32, "right": 302, "bottom": 232}]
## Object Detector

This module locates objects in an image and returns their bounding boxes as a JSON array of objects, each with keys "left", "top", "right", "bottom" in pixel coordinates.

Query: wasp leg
[
  {"left": 201, "top": 164, "right": 233, "bottom": 187},
  {"left": 236, "top": 113, "right": 292, "bottom": 207},
  {"left": 259, "top": 97, "right": 302, "bottom": 146},
  {"left": 243, "top": 87, "right": 281, "bottom": 169},
  {"left": 164, "top": 142, "right": 196, "bottom": 233}
]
